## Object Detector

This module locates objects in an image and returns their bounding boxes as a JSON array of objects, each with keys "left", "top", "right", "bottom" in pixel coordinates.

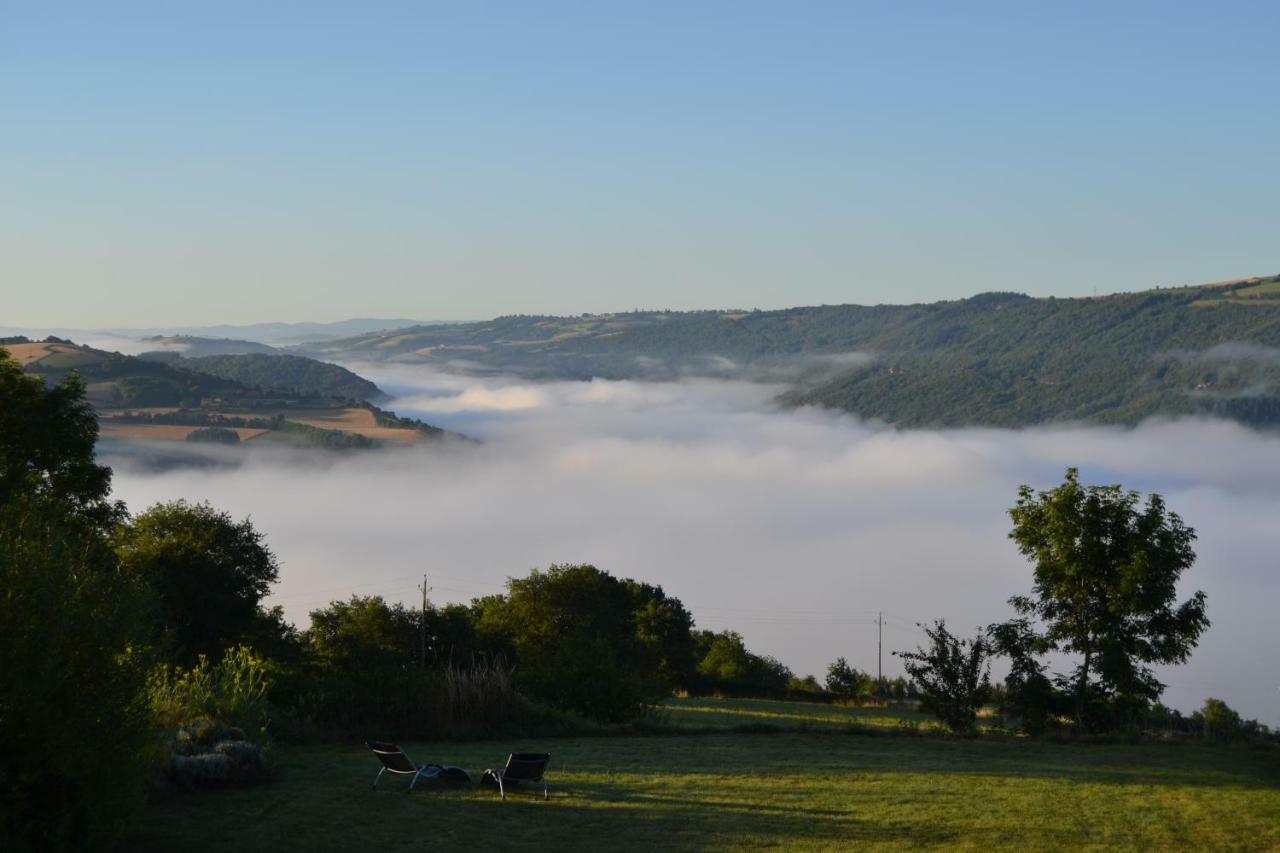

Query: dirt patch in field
[
  {"left": 286, "top": 408, "right": 422, "bottom": 444},
  {"left": 99, "top": 424, "right": 201, "bottom": 441},
  {"left": 3, "top": 342, "right": 58, "bottom": 366}
]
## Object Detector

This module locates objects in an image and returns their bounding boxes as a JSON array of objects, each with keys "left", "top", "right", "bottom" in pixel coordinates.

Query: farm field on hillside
[{"left": 131, "top": 704, "right": 1280, "bottom": 852}]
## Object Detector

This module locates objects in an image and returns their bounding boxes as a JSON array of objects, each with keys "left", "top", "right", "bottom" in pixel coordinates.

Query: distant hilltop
[{"left": 2, "top": 338, "right": 457, "bottom": 450}]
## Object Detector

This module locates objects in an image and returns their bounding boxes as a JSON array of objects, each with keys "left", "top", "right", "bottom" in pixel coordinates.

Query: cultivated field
[
  {"left": 94, "top": 406, "right": 425, "bottom": 446},
  {"left": 129, "top": 698, "right": 1280, "bottom": 852},
  {"left": 4, "top": 341, "right": 95, "bottom": 367},
  {"left": 285, "top": 407, "right": 422, "bottom": 444},
  {"left": 98, "top": 424, "right": 270, "bottom": 442}
]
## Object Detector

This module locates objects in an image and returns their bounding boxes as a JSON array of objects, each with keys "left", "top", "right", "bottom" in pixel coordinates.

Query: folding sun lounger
[
  {"left": 366, "top": 741, "right": 470, "bottom": 791},
  {"left": 481, "top": 752, "right": 551, "bottom": 800}
]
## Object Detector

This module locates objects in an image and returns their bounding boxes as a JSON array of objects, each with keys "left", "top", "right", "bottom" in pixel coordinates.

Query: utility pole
[
  {"left": 876, "top": 611, "right": 883, "bottom": 699},
  {"left": 418, "top": 574, "right": 431, "bottom": 670}
]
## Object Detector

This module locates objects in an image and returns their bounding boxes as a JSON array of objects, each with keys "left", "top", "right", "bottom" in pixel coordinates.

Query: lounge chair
[
  {"left": 481, "top": 752, "right": 551, "bottom": 800},
  {"left": 366, "top": 741, "right": 471, "bottom": 791}
]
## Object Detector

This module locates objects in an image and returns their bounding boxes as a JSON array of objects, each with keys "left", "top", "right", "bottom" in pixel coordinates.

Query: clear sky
[{"left": 3, "top": 1, "right": 1277, "bottom": 327}]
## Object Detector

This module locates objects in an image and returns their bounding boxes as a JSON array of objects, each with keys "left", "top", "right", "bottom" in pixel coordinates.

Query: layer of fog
[{"left": 105, "top": 366, "right": 1280, "bottom": 723}]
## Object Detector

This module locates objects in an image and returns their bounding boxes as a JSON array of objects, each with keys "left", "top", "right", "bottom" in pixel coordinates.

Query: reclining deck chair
[
  {"left": 366, "top": 741, "right": 470, "bottom": 791},
  {"left": 481, "top": 752, "right": 551, "bottom": 800}
]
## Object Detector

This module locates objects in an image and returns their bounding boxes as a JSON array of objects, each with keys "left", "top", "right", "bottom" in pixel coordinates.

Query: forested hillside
[
  {"left": 179, "top": 354, "right": 388, "bottom": 403},
  {"left": 304, "top": 276, "right": 1280, "bottom": 427}
]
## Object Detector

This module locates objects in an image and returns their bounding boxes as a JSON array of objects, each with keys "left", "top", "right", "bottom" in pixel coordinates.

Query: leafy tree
[
  {"left": 895, "top": 620, "right": 991, "bottom": 733},
  {"left": 0, "top": 349, "right": 122, "bottom": 527},
  {"left": 1008, "top": 468, "right": 1209, "bottom": 728},
  {"left": 625, "top": 579, "right": 697, "bottom": 690},
  {"left": 751, "top": 655, "right": 795, "bottom": 690},
  {"left": 695, "top": 630, "right": 754, "bottom": 682},
  {"left": 299, "top": 596, "right": 426, "bottom": 731},
  {"left": 825, "top": 657, "right": 870, "bottom": 700},
  {"left": 305, "top": 595, "right": 419, "bottom": 672},
  {"left": 694, "top": 630, "right": 793, "bottom": 693},
  {"left": 1196, "top": 698, "right": 1244, "bottom": 740},
  {"left": 987, "top": 618, "right": 1058, "bottom": 734},
  {"left": 789, "top": 674, "right": 823, "bottom": 693},
  {"left": 480, "top": 564, "right": 676, "bottom": 721},
  {"left": 0, "top": 349, "right": 153, "bottom": 848},
  {"left": 117, "top": 500, "right": 280, "bottom": 663}
]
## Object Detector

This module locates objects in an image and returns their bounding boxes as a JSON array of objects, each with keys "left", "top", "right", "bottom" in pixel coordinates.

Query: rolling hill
[
  {"left": 300, "top": 275, "right": 1280, "bottom": 428},
  {"left": 139, "top": 335, "right": 281, "bottom": 357},
  {"left": 176, "top": 354, "right": 388, "bottom": 403},
  {"left": 2, "top": 338, "right": 450, "bottom": 449}
]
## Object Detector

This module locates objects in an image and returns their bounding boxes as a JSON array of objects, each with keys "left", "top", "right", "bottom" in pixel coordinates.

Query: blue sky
[{"left": 3, "top": 2, "right": 1277, "bottom": 326}]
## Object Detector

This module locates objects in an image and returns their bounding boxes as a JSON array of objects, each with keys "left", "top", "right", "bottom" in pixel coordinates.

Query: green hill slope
[
  {"left": 304, "top": 275, "right": 1280, "bottom": 428},
  {"left": 179, "top": 354, "right": 388, "bottom": 403},
  {"left": 3, "top": 339, "right": 450, "bottom": 449}
]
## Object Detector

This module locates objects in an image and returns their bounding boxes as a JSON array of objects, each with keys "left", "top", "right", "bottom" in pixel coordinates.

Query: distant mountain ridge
[
  {"left": 302, "top": 275, "right": 1280, "bottom": 428},
  {"left": 0, "top": 319, "right": 446, "bottom": 347},
  {"left": 133, "top": 318, "right": 441, "bottom": 345}
]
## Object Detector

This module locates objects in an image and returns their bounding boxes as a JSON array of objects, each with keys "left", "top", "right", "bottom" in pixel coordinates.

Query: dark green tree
[
  {"left": 1008, "top": 468, "right": 1209, "bottom": 728},
  {"left": 0, "top": 348, "right": 153, "bottom": 849},
  {"left": 694, "top": 630, "right": 753, "bottom": 683},
  {"left": 625, "top": 579, "right": 697, "bottom": 690},
  {"left": 895, "top": 620, "right": 991, "bottom": 733},
  {"left": 0, "top": 350, "right": 122, "bottom": 527},
  {"left": 987, "top": 618, "right": 1058, "bottom": 734},
  {"left": 825, "top": 657, "right": 870, "bottom": 701},
  {"left": 305, "top": 595, "right": 419, "bottom": 672},
  {"left": 116, "top": 500, "right": 280, "bottom": 663},
  {"left": 694, "top": 630, "right": 794, "bottom": 693},
  {"left": 479, "top": 564, "right": 679, "bottom": 721}
]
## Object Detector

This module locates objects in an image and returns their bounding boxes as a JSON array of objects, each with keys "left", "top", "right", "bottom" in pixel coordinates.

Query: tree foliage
[
  {"left": 0, "top": 348, "right": 153, "bottom": 849},
  {"left": 694, "top": 630, "right": 793, "bottom": 693},
  {"left": 825, "top": 657, "right": 870, "bottom": 700},
  {"left": 0, "top": 349, "right": 122, "bottom": 528},
  {"left": 117, "top": 500, "right": 281, "bottom": 663},
  {"left": 1008, "top": 468, "right": 1209, "bottom": 727},
  {"left": 895, "top": 620, "right": 991, "bottom": 733},
  {"left": 987, "top": 619, "right": 1058, "bottom": 734},
  {"left": 478, "top": 565, "right": 686, "bottom": 721}
]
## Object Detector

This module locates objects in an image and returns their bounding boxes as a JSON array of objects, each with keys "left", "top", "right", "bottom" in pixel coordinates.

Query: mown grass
[
  {"left": 129, "top": 699, "right": 1280, "bottom": 852},
  {"left": 658, "top": 695, "right": 939, "bottom": 732}
]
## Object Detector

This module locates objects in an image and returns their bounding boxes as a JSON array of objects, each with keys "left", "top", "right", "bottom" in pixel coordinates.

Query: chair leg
[
  {"left": 372, "top": 767, "right": 385, "bottom": 789},
  {"left": 409, "top": 770, "right": 421, "bottom": 792},
  {"left": 498, "top": 776, "right": 505, "bottom": 800},
  {"left": 543, "top": 780, "right": 549, "bottom": 801}
]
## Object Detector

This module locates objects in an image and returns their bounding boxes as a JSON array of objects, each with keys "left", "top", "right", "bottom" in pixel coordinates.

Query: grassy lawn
[
  {"left": 660, "top": 695, "right": 940, "bottom": 731},
  {"left": 129, "top": 700, "right": 1280, "bottom": 852}
]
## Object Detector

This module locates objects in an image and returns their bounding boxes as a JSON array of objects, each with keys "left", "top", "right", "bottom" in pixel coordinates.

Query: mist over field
[{"left": 105, "top": 366, "right": 1280, "bottom": 724}]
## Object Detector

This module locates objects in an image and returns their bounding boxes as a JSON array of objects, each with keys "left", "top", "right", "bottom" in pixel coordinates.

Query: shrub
[
  {"left": 895, "top": 620, "right": 991, "bottom": 733},
  {"left": 186, "top": 426, "right": 240, "bottom": 444},
  {"left": 148, "top": 646, "right": 273, "bottom": 742},
  {"left": 168, "top": 720, "right": 272, "bottom": 788}
]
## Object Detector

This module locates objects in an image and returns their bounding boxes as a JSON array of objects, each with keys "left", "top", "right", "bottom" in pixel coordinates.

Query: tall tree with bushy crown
[{"left": 1008, "top": 468, "right": 1209, "bottom": 728}]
